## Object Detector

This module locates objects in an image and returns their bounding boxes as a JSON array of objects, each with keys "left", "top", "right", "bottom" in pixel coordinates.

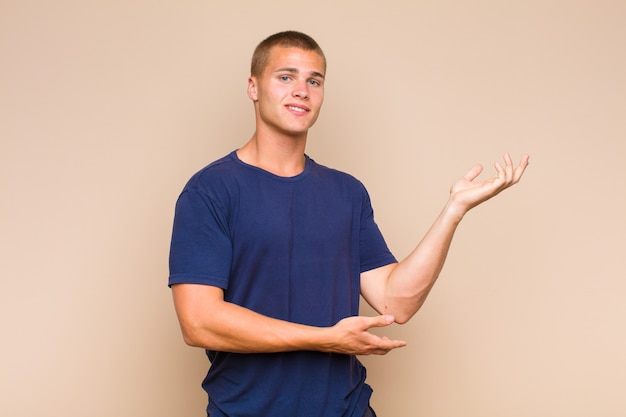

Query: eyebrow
[{"left": 275, "top": 67, "right": 325, "bottom": 79}]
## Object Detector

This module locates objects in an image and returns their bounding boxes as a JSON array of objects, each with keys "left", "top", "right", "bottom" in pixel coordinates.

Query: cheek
[
  {"left": 262, "top": 85, "right": 289, "bottom": 103},
  {"left": 312, "top": 91, "right": 324, "bottom": 108}
]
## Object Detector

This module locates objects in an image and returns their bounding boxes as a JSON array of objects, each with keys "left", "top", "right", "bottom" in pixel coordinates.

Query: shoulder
[
  {"left": 178, "top": 151, "right": 250, "bottom": 199},
  {"left": 172, "top": 152, "right": 245, "bottom": 213},
  {"left": 185, "top": 152, "right": 237, "bottom": 187},
  {"left": 307, "top": 156, "right": 368, "bottom": 193}
]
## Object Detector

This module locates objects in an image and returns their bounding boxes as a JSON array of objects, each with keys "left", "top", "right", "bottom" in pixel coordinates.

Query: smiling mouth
[{"left": 287, "top": 105, "right": 308, "bottom": 113}]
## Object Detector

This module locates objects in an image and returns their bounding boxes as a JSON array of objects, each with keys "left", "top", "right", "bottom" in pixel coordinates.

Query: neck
[{"left": 237, "top": 131, "right": 307, "bottom": 177}]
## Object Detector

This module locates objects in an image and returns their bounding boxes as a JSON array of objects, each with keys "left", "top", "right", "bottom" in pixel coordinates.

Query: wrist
[
  {"left": 312, "top": 325, "right": 337, "bottom": 353},
  {"left": 443, "top": 198, "right": 468, "bottom": 224}
]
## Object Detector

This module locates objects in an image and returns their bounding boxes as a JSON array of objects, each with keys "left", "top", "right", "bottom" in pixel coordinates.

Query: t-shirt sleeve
[
  {"left": 168, "top": 187, "right": 232, "bottom": 288},
  {"left": 359, "top": 187, "right": 397, "bottom": 273}
]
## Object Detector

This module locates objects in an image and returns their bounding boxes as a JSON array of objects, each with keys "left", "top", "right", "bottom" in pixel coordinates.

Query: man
[{"left": 169, "top": 31, "right": 529, "bottom": 417}]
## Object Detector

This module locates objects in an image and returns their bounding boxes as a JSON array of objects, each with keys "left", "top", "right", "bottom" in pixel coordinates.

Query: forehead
[{"left": 264, "top": 46, "right": 326, "bottom": 76}]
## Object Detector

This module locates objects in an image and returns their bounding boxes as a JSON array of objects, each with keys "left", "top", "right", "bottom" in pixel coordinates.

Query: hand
[
  {"left": 449, "top": 153, "right": 529, "bottom": 215},
  {"left": 323, "top": 315, "right": 407, "bottom": 356}
]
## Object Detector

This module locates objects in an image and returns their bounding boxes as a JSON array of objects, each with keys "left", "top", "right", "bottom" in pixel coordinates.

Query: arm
[
  {"left": 361, "top": 153, "right": 530, "bottom": 324},
  {"left": 172, "top": 283, "right": 407, "bottom": 355}
]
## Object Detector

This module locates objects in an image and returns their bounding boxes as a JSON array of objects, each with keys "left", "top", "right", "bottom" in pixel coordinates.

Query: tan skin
[{"left": 172, "top": 46, "right": 530, "bottom": 355}]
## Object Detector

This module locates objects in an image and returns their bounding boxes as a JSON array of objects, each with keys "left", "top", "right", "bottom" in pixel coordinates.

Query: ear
[{"left": 247, "top": 76, "right": 258, "bottom": 101}]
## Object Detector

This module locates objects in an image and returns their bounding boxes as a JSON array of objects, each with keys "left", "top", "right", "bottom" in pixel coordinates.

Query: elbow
[
  {"left": 181, "top": 330, "right": 201, "bottom": 347},
  {"left": 180, "top": 326, "right": 202, "bottom": 347},
  {"left": 179, "top": 320, "right": 213, "bottom": 349},
  {"left": 393, "top": 311, "right": 416, "bottom": 325},
  {"left": 386, "top": 297, "right": 426, "bottom": 325}
]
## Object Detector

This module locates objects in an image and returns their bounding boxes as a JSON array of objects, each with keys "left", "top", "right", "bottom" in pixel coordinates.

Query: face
[{"left": 248, "top": 46, "right": 325, "bottom": 138}]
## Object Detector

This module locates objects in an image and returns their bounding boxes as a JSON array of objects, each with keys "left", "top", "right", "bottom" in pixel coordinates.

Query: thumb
[
  {"left": 367, "top": 315, "right": 395, "bottom": 329},
  {"left": 464, "top": 164, "right": 484, "bottom": 182}
]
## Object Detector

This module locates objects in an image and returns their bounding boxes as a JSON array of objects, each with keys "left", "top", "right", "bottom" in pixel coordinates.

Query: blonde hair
[{"left": 250, "top": 31, "right": 326, "bottom": 77}]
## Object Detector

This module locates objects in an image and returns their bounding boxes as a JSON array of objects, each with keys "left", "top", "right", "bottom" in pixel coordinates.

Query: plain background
[{"left": 1, "top": 1, "right": 625, "bottom": 416}]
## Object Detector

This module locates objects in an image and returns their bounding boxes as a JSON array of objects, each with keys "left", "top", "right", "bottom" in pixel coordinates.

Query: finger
[
  {"left": 493, "top": 161, "right": 509, "bottom": 189},
  {"left": 378, "top": 335, "right": 406, "bottom": 347},
  {"left": 503, "top": 153, "right": 514, "bottom": 181},
  {"left": 464, "top": 164, "right": 483, "bottom": 182},
  {"left": 512, "top": 154, "right": 530, "bottom": 182},
  {"left": 374, "top": 334, "right": 406, "bottom": 346},
  {"left": 494, "top": 161, "right": 505, "bottom": 179},
  {"left": 370, "top": 338, "right": 407, "bottom": 355}
]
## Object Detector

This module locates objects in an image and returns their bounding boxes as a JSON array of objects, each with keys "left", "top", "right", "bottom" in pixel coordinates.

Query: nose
[{"left": 292, "top": 81, "right": 309, "bottom": 99}]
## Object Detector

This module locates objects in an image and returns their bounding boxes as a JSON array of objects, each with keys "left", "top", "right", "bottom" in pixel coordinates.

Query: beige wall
[{"left": 1, "top": 1, "right": 625, "bottom": 416}]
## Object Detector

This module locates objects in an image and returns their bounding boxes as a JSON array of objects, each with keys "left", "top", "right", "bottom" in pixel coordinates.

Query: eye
[
  {"left": 279, "top": 75, "right": 291, "bottom": 82},
  {"left": 308, "top": 79, "right": 322, "bottom": 87}
]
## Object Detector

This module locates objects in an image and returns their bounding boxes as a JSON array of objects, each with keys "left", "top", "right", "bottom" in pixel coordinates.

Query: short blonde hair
[{"left": 250, "top": 31, "right": 326, "bottom": 77}]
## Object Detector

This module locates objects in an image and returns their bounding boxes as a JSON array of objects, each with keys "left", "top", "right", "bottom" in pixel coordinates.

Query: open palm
[{"left": 450, "top": 153, "right": 530, "bottom": 213}]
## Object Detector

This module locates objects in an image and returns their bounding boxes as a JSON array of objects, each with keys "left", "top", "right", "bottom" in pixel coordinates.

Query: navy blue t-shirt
[{"left": 169, "top": 151, "right": 396, "bottom": 417}]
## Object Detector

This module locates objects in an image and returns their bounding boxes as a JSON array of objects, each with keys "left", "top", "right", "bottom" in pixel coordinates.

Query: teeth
[{"left": 288, "top": 106, "right": 306, "bottom": 113}]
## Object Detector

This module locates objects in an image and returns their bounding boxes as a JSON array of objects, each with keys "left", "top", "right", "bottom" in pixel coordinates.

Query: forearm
[
  {"left": 173, "top": 285, "right": 327, "bottom": 353},
  {"left": 377, "top": 200, "right": 465, "bottom": 323},
  {"left": 186, "top": 303, "right": 328, "bottom": 353},
  {"left": 172, "top": 284, "right": 406, "bottom": 355}
]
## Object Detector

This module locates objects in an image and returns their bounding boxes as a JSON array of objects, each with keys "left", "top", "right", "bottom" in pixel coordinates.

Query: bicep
[
  {"left": 171, "top": 284, "right": 224, "bottom": 337},
  {"left": 360, "top": 263, "right": 397, "bottom": 315}
]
